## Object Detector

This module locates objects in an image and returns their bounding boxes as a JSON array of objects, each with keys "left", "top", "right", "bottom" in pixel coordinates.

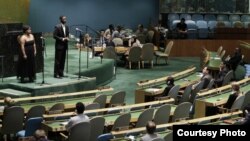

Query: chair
[
  {"left": 85, "top": 103, "right": 100, "bottom": 116},
  {"left": 48, "top": 103, "right": 65, "bottom": 114},
  {"left": 233, "top": 21, "right": 243, "bottom": 28},
  {"left": 204, "top": 14, "right": 216, "bottom": 21},
  {"left": 197, "top": 119, "right": 211, "bottom": 125},
  {"left": 135, "top": 108, "right": 154, "bottom": 128},
  {"left": 112, "top": 38, "right": 123, "bottom": 46},
  {"left": 217, "top": 15, "right": 228, "bottom": 21},
  {"left": 222, "top": 70, "right": 233, "bottom": 86},
  {"left": 172, "top": 102, "right": 192, "bottom": 122},
  {"left": 170, "top": 20, "right": 180, "bottom": 31},
  {"left": 224, "top": 21, "right": 232, "bottom": 28},
  {"left": 229, "top": 15, "right": 240, "bottom": 22},
  {"left": 168, "top": 14, "right": 179, "bottom": 30},
  {"left": 137, "top": 34, "right": 146, "bottom": 44},
  {"left": 178, "top": 84, "right": 192, "bottom": 104},
  {"left": 61, "top": 122, "right": 91, "bottom": 141},
  {"left": 219, "top": 95, "right": 245, "bottom": 113},
  {"left": 164, "top": 131, "right": 173, "bottom": 141},
  {"left": 112, "top": 113, "right": 131, "bottom": 131},
  {"left": 208, "top": 21, "right": 217, "bottom": 38},
  {"left": 220, "top": 50, "right": 226, "bottom": 59},
  {"left": 93, "top": 94, "right": 107, "bottom": 109},
  {"left": 151, "top": 138, "right": 164, "bottom": 141},
  {"left": 0, "top": 106, "right": 24, "bottom": 140},
  {"left": 126, "top": 47, "right": 142, "bottom": 69},
  {"left": 109, "top": 91, "right": 126, "bottom": 107},
  {"left": 242, "top": 90, "right": 250, "bottom": 109},
  {"left": 189, "top": 81, "right": 204, "bottom": 104},
  {"left": 186, "top": 20, "right": 197, "bottom": 39},
  {"left": 147, "top": 30, "right": 154, "bottom": 43},
  {"left": 196, "top": 20, "right": 208, "bottom": 39},
  {"left": 155, "top": 41, "right": 173, "bottom": 65},
  {"left": 241, "top": 15, "right": 250, "bottom": 22},
  {"left": 216, "top": 21, "right": 225, "bottom": 28},
  {"left": 206, "top": 79, "right": 214, "bottom": 90},
  {"left": 25, "top": 105, "right": 45, "bottom": 122},
  {"left": 97, "top": 133, "right": 114, "bottom": 141},
  {"left": 153, "top": 104, "right": 171, "bottom": 125},
  {"left": 141, "top": 43, "right": 154, "bottom": 68},
  {"left": 90, "top": 117, "right": 105, "bottom": 141},
  {"left": 217, "top": 46, "right": 223, "bottom": 56},
  {"left": 180, "top": 14, "right": 191, "bottom": 20},
  {"left": 192, "top": 14, "right": 203, "bottom": 22},
  {"left": 16, "top": 117, "right": 43, "bottom": 139},
  {"left": 167, "top": 85, "right": 180, "bottom": 102}
]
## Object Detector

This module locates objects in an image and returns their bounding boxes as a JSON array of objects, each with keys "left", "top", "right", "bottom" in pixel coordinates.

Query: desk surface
[{"left": 42, "top": 106, "right": 177, "bottom": 132}]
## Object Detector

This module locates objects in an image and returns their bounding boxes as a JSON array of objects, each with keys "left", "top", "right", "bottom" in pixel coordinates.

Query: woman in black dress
[{"left": 18, "top": 25, "right": 36, "bottom": 83}]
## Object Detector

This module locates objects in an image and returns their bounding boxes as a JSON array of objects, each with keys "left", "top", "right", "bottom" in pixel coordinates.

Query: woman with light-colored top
[{"left": 128, "top": 36, "right": 142, "bottom": 47}]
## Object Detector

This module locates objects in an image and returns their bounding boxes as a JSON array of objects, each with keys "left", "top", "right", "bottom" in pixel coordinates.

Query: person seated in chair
[
  {"left": 105, "top": 34, "right": 115, "bottom": 47},
  {"left": 227, "top": 47, "right": 242, "bottom": 71},
  {"left": 214, "top": 62, "right": 229, "bottom": 87},
  {"left": 4, "top": 97, "right": 17, "bottom": 109},
  {"left": 200, "top": 67, "right": 212, "bottom": 89},
  {"left": 140, "top": 121, "right": 161, "bottom": 141},
  {"left": 65, "top": 102, "right": 89, "bottom": 131},
  {"left": 176, "top": 18, "right": 187, "bottom": 39},
  {"left": 223, "top": 82, "right": 241, "bottom": 109},
  {"left": 242, "top": 104, "right": 250, "bottom": 125},
  {"left": 162, "top": 76, "right": 175, "bottom": 96},
  {"left": 30, "top": 129, "right": 49, "bottom": 141}
]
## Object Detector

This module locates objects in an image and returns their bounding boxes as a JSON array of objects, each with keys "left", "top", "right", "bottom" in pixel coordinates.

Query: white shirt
[
  {"left": 65, "top": 114, "right": 90, "bottom": 131},
  {"left": 62, "top": 24, "right": 66, "bottom": 37}
]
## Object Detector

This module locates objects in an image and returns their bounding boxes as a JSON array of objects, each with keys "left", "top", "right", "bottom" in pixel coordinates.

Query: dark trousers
[{"left": 54, "top": 48, "right": 66, "bottom": 76}]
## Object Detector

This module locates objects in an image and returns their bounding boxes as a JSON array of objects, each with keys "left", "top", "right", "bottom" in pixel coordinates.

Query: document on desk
[
  {"left": 145, "top": 88, "right": 161, "bottom": 93},
  {"left": 60, "top": 121, "right": 68, "bottom": 126}
]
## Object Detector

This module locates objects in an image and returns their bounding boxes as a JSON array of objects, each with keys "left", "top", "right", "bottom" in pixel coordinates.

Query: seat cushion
[
  {"left": 16, "top": 130, "right": 25, "bottom": 137},
  {"left": 155, "top": 51, "right": 168, "bottom": 57}
]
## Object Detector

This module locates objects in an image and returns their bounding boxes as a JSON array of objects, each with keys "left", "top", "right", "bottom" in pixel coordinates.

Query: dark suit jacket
[
  {"left": 53, "top": 24, "right": 69, "bottom": 50},
  {"left": 224, "top": 93, "right": 238, "bottom": 109},
  {"left": 162, "top": 84, "right": 174, "bottom": 96},
  {"left": 201, "top": 74, "right": 212, "bottom": 89},
  {"left": 215, "top": 68, "right": 229, "bottom": 87},
  {"left": 242, "top": 114, "right": 250, "bottom": 125},
  {"left": 228, "top": 53, "right": 242, "bottom": 70}
]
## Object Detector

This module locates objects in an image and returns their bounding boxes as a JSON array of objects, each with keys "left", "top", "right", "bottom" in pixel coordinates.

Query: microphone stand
[
  {"left": 78, "top": 32, "right": 82, "bottom": 79},
  {"left": 40, "top": 37, "right": 49, "bottom": 85}
]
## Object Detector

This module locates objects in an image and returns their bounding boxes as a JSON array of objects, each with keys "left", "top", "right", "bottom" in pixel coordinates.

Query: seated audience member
[
  {"left": 112, "top": 25, "right": 124, "bottom": 38},
  {"left": 105, "top": 34, "right": 115, "bottom": 47},
  {"left": 162, "top": 76, "right": 175, "bottom": 96},
  {"left": 223, "top": 82, "right": 241, "bottom": 109},
  {"left": 140, "top": 121, "right": 161, "bottom": 141},
  {"left": 30, "top": 129, "right": 49, "bottom": 141},
  {"left": 98, "top": 29, "right": 106, "bottom": 46},
  {"left": 242, "top": 104, "right": 250, "bottom": 125},
  {"left": 214, "top": 62, "right": 229, "bottom": 87},
  {"left": 136, "top": 24, "right": 147, "bottom": 36},
  {"left": 176, "top": 18, "right": 187, "bottom": 39},
  {"left": 200, "top": 67, "right": 212, "bottom": 89},
  {"left": 227, "top": 47, "right": 242, "bottom": 71},
  {"left": 84, "top": 33, "right": 92, "bottom": 48},
  {"left": 65, "top": 102, "right": 90, "bottom": 131},
  {"left": 104, "top": 24, "right": 115, "bottom": 39},
  {"left": 128, "top": 36, "right": 142, "bottom": 47},
  {"left": 4, "top": 97, "right": 17, "bottom": 108}
]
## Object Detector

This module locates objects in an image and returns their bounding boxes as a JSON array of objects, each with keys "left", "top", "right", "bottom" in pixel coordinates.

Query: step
[{"left": 0, "top": 88, "right": 31, "bottom": 98}]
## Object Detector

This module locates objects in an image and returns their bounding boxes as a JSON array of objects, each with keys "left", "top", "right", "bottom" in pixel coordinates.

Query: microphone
[{"left": 75, "top": 28, "right": 84, "bottom": 33}]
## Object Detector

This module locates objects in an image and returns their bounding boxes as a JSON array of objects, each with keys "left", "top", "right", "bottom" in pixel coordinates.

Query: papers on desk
[
  {"left": 213, "top": 57, "right": 221, "bottom": 60},
  {"left": 60, "top": 121, "right": 68, "bottom": 126},
  {"left": 196, "top": 73, "right": 203, "bottom": 77},
  {"left": 145, "top": 88, "right": 161, "bottom": 93}
]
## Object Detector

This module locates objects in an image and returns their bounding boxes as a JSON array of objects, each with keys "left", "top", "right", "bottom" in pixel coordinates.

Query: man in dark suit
[{"left": 53, "top": 16, "right": 69, "bottom": 78}]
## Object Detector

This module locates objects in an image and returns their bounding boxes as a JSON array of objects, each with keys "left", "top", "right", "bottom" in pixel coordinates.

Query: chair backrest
[
  {"left": 2, "top": 106, "right": 24, "bottom": 134},
  {"left": 141, "top": 43, "right": 154, "bottom": 61},
  {"left": 151, "top": 137, "right": 164, "bottom": 141},
  {"left": 48, "top": 103, "right": 65, "bottom": 113},
  {"left": 97, "top": 133, "right": 114, "bottom": 141},
  {"left": 190, "top": 81, "right": 204, "bottom": 103},
  {"left": 208, "top": 21, "right": 217, "bottom": 30},
  {"left": 164, "top": 131, "right": 173, "bottom": 141},
  {"left": 224, "top": 21, "right": 232, "bottom": 28},
  {"left": 241, "top": 15, "right": 250, "bottom": 22},
  {"left": 85, "top": 103, "right": 100, "bottom": 117},
  {"left": 229, "top": 15, "right": 240, "bottom": 22},
  {"left": 204, "top": 14, "right": 216, "bottom": 21},
  {"left": 90, "top": 117, "right": 105, "bottom": 141},
  {"left": 110, "top": 91, "right": 126, "bottom": 107},
  {"left": 217, "top": 15, "right": 228, "bottom": 21},
  {"left": 186, "top": 20, "right": 197, "bottom": 29},
  {"left": 179, "top": 84, "right": 192, "bottom": 103},
  {"left": 112, "top": 38, "right": 123, "bottom": 46},
  {"left": 164, "top": 41, "right": 174, "bottom": 55},
  {"left": 24, "top": 117, "right": 43, "bottom": 137},
  {"left": 231, "top": 95, "right": 245, "bottom": 110},
  {"left": 26, "top": 105, "right": 46, "bottom": 122},
  {"left": 220, "top": 50, "right": 226, "bottom": 59},
  {"left": 93, "top": 94, "right": 107, "bottom": 109},
  {"left": 172, "top": 102, "right": 192, "bottom": 122},
  {"left": 153, "top": 104, "right": 171, "bottom": 125},
  {"left": 222, "top": 70, "right": 233, "bottom": 86},
  {"left": 112, "top": 113, "right": 131, "bottom": 131},
  {"left": 128, "top": 47, "right": 142, "bottom": 62},
  {"left": 197, "top": 119, "right": 211, "bottom": 125},
  {"left": 103, "top": 47, "right": 117, "bottom": 60},
  {"left": 206, "top": 79, "right": 214, "bottom": 90},
  {"left": 217, "top": 46, "right": 223, "bottom": 56},
  {"left": 135, "top": 108, "right": 154, "bottom": 128},
  {"left": 242, "top": 90, "right": 250, "bottom": 109},
  {"left": 147, "top": 30, "right": 154, "bottom": 43},
  {"left": 68, "top": 122, "right": 91, "bottom": 141},
  {"left": 180, "top": 14, "right": 191, "bottom": 20},
  {"left": 196, "top": 20, "right": 208, "bottom": 29},
  {"left": 192, "top": 14, "right": 203, "bottom": 21},
  {"left": 168, "top": 13, "right": 179, "bottom": 21},
  {"left": 168, "top": 85, "right": 180, "bottom": 101},
  {"left": 137, "top": 34, "right": 146, "bottom": 44}
]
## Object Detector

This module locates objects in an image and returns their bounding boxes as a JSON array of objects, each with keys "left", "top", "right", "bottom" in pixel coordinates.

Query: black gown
[{"left": 18, "top": 40, "right": 36, "bottom": 82}]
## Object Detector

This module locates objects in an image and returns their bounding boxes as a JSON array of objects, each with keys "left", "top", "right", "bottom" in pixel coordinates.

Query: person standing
[
  {"left": 18, "top": 25, "right": 36, "bottom": 83},
  {"left": 53, "top": 16, "right": 69, "bottom": 78}
]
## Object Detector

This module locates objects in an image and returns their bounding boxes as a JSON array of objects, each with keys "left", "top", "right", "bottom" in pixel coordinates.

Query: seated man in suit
[
  {"left": 214, "top": 62, "right": 229, "bottom": 87},
  {"left": 200, "top": 67, "right": 212, "bottom": 89},
  {"left": 65, "top": 102, "right": 89, "bottom": 131},
  {"left": 224, "top": 82, "right": 241, "bottom": 109},
  {"left": 227, "top": 47, "right": 242, "bottom": 71},
  {"left": 140, "top": 121, "right": 162, "bottom": 141},
  {"left": 162, "top": 76, "right": 175, "bottom": 96}
]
